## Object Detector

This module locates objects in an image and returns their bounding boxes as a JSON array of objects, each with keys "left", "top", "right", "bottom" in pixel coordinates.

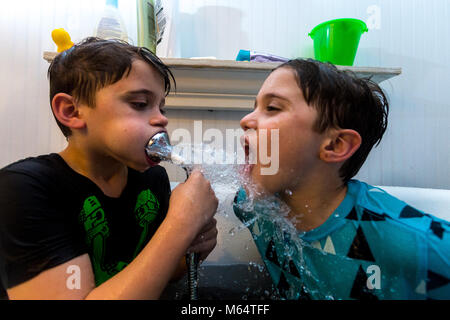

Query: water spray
[{"left": 145, "top": 131, "right": 199, "bottom": 300}]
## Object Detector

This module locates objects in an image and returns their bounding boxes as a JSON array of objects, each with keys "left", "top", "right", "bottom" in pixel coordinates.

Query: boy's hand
[
  {"left": 167, "top": 169, "right": 219, "bottom": 238},
  {"left": 187, "top": 217, "right": 218, "bottom": 261}
]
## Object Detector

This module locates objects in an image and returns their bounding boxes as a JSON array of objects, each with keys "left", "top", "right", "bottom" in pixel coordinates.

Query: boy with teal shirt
[{"left": 234, "top": 59, "right": 450, "bottom": 300}]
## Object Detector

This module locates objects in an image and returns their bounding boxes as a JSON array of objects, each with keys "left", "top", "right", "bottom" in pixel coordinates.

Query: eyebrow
[
  {"left": 122, "top": 89, "right": 154, "bottom": 97},
  {"left": 263, "top": 93, "right": 290, "bottom": 102}
]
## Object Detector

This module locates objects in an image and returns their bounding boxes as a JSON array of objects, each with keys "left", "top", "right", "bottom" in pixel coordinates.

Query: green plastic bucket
[{"left": 309, "top": 18, "right": 368, "bottom": 66}]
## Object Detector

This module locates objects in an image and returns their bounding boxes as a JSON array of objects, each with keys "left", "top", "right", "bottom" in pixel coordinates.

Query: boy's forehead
[
  {"left": 258, "top": 68, "right": 301, "bottom": 100},
  {"left": 122, "top": 60, "right": 165, "bottom": 89},
  {"left": 130, "top": 59, "right": 157, "bottom": 75}
]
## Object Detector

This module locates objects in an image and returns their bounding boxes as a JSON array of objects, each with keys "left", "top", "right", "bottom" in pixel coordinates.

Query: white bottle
[{"left": 94, "top": 0, "right": 128, "bottom": 41}]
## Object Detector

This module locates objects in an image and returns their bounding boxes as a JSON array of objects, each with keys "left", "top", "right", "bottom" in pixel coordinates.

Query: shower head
[
  {"left": 145, "top": 131, "right": 186, "bottom": 166},
  {"left": 145, "top": 131, "right": 173, "bottom": 163}
]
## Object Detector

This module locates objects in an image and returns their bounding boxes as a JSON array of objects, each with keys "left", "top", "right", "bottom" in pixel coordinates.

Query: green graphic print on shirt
[
  {"left": 134, "top": 189, "right": 160, "bottom": 257},
  {"left": 78, "top": 189, "right": 160, "bottom": 286}
]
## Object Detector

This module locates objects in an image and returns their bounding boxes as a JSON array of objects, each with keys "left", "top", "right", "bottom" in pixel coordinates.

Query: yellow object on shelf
[{"left": 51, "top": 28, "right": 74, "bottom": 53}]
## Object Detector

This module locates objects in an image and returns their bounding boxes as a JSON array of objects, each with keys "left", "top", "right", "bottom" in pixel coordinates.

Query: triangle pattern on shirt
[
  {"left": 276, "top": 272, "right": 290, "bottom": 299},
  {"left": 429, "top": 221, "right": 445, "bottom": 240},
  {"left": 346, "top": 207, "right": 359, "bottom": 220},
  {"left": 298, "top": 285, "right": 312, "bottom": 300},
  {"left": 347, "top": 226, "right": 376, "bottom": 262},
  {"left": 427, "top": 270, "right": 450, "bottom": 291},
  {"left": 361, "top": 208, "right": 387, "bottom": 221},
  {"left": 311, "top": 240, "right": 322, "bottom": 250},
  {"left": 399, "top": 205, "right": 424, "bottom": 218},
  {"left": 265, "top": 239, "right": 280, "bottom": 267},
  {"left": 286, "top": 259, "right": 301, "bottom": 278},
  {"left": 323, "top": 236, "right": 336, "bottom": 255},
  {"left": 310, "top": 237, "right": 336, "bottom": 255},
  {"left": 349, "top": 265, "right": 379, "bottom": 300},
  {"left": 415, "top": 280, "right": 427, "bottom": 295}
]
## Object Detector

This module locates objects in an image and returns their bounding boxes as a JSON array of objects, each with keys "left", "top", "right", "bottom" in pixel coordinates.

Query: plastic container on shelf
[
  {"left": 309, "top": 18, "right": 368, "bottom": 66},
  {"left": 136, "top": 0, "right": 157, "bottom": 53},
  {"left": 94, "top": 0, "right": 128, "bottom": 41},
  {"left": 155, "top": 0, "right": 177, "bottom": 58},
  {"left": 236, "top": 50, "right": 289, "bottom": 63}
]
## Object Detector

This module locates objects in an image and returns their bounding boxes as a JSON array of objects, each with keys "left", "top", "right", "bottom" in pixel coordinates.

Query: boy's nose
[
  {"left": 240, "top": 111, "right": 257, "bottom": 131},
  {"left": 149, "top": 110, "right": 168, "bottom": 128}
]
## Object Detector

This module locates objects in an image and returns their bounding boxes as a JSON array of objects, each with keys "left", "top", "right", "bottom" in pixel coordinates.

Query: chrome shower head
[
  {"left": 145, "top": 131, "right": 186, "bottom": 167},
  {"left": 145, "top": 131, "right": 173, "bottom": 163}
]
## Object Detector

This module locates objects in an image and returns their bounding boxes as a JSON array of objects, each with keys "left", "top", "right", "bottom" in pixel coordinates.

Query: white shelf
[{"left": 44, "top": 52, "right": 401, "bottom": 111}]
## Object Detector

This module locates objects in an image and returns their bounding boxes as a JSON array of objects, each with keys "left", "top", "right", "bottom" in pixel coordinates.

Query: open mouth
[
  {"left": 245, "top": 144, "right": 250, "bottom": 164},
  {"left": 240, "top": 135, "right": 250, "bottom": 163},
  {"left": 240, "top": 135, "right": 255, "bottom": 177},
  {"left": 145, "top": 152, "right": 161, "bottom": 167}
]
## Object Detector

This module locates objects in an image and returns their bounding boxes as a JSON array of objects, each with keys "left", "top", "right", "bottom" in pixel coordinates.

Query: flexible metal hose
[
  {"left": 186, "top": 252, "right": 199, "bottom": 300},
  {"left": 182, "top": 166, "right": 199, "bottom": 300}
]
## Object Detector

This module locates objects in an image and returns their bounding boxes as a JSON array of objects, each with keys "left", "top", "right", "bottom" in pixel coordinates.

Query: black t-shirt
[{"left": 0, "top": 153, "right": 170, "bottom": 297}]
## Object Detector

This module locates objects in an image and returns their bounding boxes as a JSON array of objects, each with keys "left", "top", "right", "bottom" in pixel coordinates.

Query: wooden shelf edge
[
  {"left": 44, "top": 51, "right": 401, "bottom": 76},
  {"left": 43, "top": 51, "right": 402, "bottom": 111}
]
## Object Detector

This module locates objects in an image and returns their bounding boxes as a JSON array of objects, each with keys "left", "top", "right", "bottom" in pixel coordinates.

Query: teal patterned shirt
[{"left": 233, "top": 180, "right": 450, "bottom": 300}]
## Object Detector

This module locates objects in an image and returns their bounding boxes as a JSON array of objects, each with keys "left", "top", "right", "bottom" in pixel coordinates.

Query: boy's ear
[
  {"left": 51, "top": 93, "right": 86, "bottom": 130},
  {"left": 319, "top": 129, "right": 362, "bottom": 163}
]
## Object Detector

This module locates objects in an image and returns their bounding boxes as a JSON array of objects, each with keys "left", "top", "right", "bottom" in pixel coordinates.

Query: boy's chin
[
  {"left": 128, "top": 160, "right": 157, "bottom": 173},
  {"left": 246, "top": 174, "right": 280, "bottom": 198},
  {"left": 240, "top": 164, "right": 285, "bottom": 196}
]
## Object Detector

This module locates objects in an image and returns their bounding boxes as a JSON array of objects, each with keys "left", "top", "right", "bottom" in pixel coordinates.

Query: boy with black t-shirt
[{"left": 0, "top": 38, "right": 218, "bottom": 299}]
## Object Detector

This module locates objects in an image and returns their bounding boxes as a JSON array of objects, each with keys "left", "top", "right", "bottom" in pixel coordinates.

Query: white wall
[{"left": 0, "top": 0, "right": 449, "bottom": 189}]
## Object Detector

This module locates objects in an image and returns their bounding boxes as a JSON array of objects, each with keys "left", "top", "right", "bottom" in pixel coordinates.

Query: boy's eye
[
  {"left": 160, "top": 107, "right": 166, "bottom": 115},
  {"left": 266, "top": 106, "right": 280, "bottom": 112},
  {"left": 131, "top": 102, "right": 148, "bottom": 109}
]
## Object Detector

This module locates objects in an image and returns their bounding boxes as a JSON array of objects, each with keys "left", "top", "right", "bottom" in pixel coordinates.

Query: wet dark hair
[
  {"left": 48, "top": 37, "right": 175, "bottom": 137},
  {"left": 274, "top": 59, "right": 389, "bottom": 183}
]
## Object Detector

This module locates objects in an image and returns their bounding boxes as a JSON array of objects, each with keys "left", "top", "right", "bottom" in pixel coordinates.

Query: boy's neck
[
  {"left": 281, "top": 176, "right": 348, "bottom": 232},
  {"left": 59, "top": 145, "right": 128, "bottom": 198}
]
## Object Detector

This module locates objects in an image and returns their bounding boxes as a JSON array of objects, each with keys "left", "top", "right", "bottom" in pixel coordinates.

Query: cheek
[
  {"left": 107, "top": 121, "right": 148, "bottom": 152},
  {"left": 256, "top": 133, "right": 319, "bottom": 190},
  {"left": 277, "top": 127, "right": 307, "bottom": 165},
  {"left": 115, "top": 118, "right": 146, "bottom": 138},
  {"left": 250, "top": 116, "right": 318, "bottom": 191}
]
